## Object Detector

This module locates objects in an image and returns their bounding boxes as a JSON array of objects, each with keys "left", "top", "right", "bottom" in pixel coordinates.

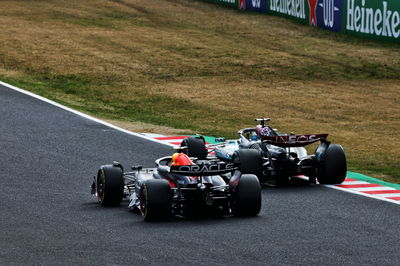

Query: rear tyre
[
  {"left": 97, "top": 165, "right": 124, "bottom": 206},
  {"left": 316, "top": 144, "right": 347, "bottom": 184},
  {"left": 231, "top": 174, "right": 262, "bottom": 217},
  {"left": 234, "top": 149, "right": 263, "bottom": 179},
  {"left": 181, "top": 136, "right": 208, "bottom": 160},
  {"left": 140, "top": 179, "right": 172, "bottom": 221}
]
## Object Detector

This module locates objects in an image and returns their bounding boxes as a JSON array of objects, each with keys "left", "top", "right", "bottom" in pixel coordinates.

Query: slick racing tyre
[
  {"left": 234, "top": 149, "right": 263, "bottom": 179},
  {"left": 231, "top": 174, "right": 261, "bottom": 217},
  {"left": 97, "top": 165, "right": 124, "bottom": 206},
  {"left": 316, "top": 144, "right": 347, "bottom": 184},
  {"left": 181, "top": 136, "right": 208, "bottom": 160},
  {"left": 140, "top": 179, "right": 172, "bottom": 221}
]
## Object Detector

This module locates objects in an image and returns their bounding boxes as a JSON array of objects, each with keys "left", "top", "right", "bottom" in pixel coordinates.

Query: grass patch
[{"left": 0, "top": 0, "right": 399, "bottom": 183}]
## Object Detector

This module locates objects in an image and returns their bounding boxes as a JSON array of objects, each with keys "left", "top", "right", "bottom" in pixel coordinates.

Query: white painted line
[
  {"left": 340, "top": 181, "right": 372, "bottom": 185},
  {"left": 1, "top": 80, "right": 399, "bottom": 206},
  {"left": 324, "top": 185, "right": 400, "bottom": 205},
  {"left": 0, "top": 80, "right": 175, "bottom": 147},
  {"left": 140, "top": 133, "right": 165, "bottom": 138},
  {"left": 351, "top": 186, "right": 395, "bottom": 192},
  {"left": 371, "top": 193, "right": 400, "bottom": 198}
]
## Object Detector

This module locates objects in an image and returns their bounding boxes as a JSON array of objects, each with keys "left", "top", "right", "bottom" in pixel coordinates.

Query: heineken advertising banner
[
  {"left": 198, "top": 0, "right": 400, "bottom": 42},
  {"left": 244, "top": 0, "right": 267, "bottom": 12},
  {"left": 315, "top": 0, "right": 344, "bottom": 32},
  {"left": 343, "top": 0, "right": 400, "bottom": 41},
  {"left": 267, "top": 0, "right": 309, "bottom": 23}
]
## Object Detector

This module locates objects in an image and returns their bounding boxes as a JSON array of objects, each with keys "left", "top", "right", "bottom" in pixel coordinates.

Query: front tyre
[
  {"left": 231, "top": 174, "right": 262, "bottom": 217},
  {"left": 140, "top": 179, "right": 172, "bottom": 221},
  {"left": 317, "top": 144, "right": 347, "bottom": 184},
  {"left": 97, "top": 165, "right": 124, "bottom": 206}
]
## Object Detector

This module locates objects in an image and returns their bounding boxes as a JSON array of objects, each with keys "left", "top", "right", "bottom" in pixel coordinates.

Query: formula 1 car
[
  {"left": 91, "top": 150, "right": 262, "bottom": 221},
  {"left": 186, "top": 118, "right": 347, "bottom": 187}
]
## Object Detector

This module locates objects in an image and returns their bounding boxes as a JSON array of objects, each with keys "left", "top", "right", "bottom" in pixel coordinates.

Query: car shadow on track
[
  {"left": 80, "top": 177, "right": 320, "bottom": 226},
  {"left": 80, "top": 199, "right": 262, "bottom": 226},
  {"left": 262, "top": 177, "right": 318, "bottom": 190}
]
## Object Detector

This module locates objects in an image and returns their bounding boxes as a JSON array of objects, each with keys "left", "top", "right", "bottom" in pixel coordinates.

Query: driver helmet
[{"left": 171, "top": 153, "right": 192, "bottom": 166}]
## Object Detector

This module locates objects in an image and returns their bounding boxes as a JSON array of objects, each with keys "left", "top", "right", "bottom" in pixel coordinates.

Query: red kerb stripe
[
  {"left": 155, "top": 136, "right": 190, "bottom": 141},
  {"left": 344, "top": 178, "right": 357, "bottom": 181},
  {"left": 337, "top": 184, "right": 382, "bottom": 188},
  {"left": 387, "top": 197, "right": 400, "bottom": 200},
  {"left": 362, "top": 190, "right": 400, "bottom": 194}
]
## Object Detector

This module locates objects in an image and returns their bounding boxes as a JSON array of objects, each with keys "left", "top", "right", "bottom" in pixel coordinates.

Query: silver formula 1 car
[{"left": 186, "top": 118, "right": 347, "bottom": 187}]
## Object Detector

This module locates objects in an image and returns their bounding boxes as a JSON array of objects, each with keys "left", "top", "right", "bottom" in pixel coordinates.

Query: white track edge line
[
  {"left": 0, "top": 80, "right": 174, "bottom": 147},
  {"left": 1, "top": 80, "right": 399, "bottom": 206},
  {"left": 350, "top": 187, "right": 395, "bottom": 192},
  {"left": 340, "top": 181, "right": 372, "bottom": 185},
  {"left": 370, "top": 193, "right": 400, "bottom": 198},
  {"left": 324, "top": 185, "right": 400, "bottom": 205}
]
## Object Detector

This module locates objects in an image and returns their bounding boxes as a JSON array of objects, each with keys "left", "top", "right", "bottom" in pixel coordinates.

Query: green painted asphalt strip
[
  {"left": 346, "top": 172, "right": 400, "bottom": 189},
  {"left": 194, "top": 135, "right": 220, "bottom": 145}
]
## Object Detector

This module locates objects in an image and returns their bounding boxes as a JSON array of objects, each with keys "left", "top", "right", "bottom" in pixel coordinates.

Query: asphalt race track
[{"left": 1, "top": 84, "right": 399, "bottom": 265}]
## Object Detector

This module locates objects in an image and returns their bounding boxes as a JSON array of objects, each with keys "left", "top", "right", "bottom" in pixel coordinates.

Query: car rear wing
[
  {"left": 261, "top": 134, "right": 328, "bottom": 147},
  {"left": 170, "top": 162, "right": 237, "bottom": 176}
]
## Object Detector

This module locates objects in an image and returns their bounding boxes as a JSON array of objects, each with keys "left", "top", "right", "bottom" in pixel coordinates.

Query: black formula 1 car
[
  {"left": 91, "top": 150, "right": 262, "bottom": 221},
  {"left": 186, "top": 118, "right": 347, "bottom": 187}
]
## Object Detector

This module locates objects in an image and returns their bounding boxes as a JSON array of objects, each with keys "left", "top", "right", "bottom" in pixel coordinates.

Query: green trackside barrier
[
  {"left": 343, "top": 0, "right": 400, "bottom": 43},
  {"left": 199, "top": 0, "right": 310, "bottom": 25},
  {"left": 197, "top": 0, "right": 400, "bottom": 42},
  {"left": 267, "top": 0, "right": 309, "bottom": 24},
  {"left": 203, "top": 0, "right": 239, "bottom": 8}
]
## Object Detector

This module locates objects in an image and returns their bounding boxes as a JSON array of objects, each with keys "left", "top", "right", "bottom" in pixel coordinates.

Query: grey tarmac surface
[{"left": 0, "top": 84, "right": 399, "bottom": 265}]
